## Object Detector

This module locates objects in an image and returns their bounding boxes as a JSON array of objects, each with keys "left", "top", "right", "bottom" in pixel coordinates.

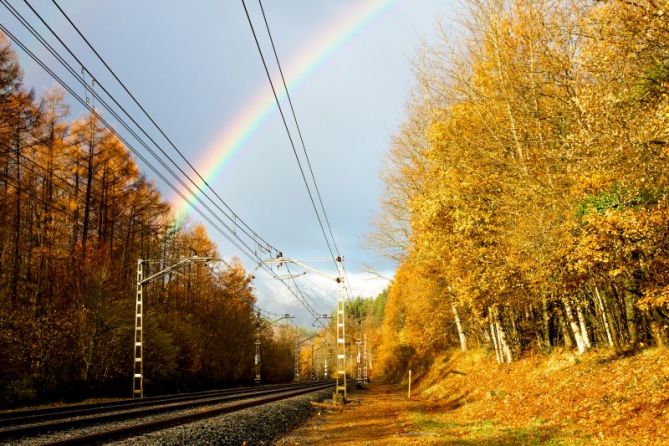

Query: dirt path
[
  {"left": 277, "top": 384, "right": 435, "bottom": 445},
  {"left": 277, "top": 383, "right": 609, "bottom": 445}
]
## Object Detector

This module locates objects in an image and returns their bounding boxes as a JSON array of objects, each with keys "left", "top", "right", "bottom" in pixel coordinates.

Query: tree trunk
[
  {"left": 11, "top": 131, "right": 21, "bottom": 305},
  {"left": 595, "top": 286, "right": 615, "bottom": 348},
  {"left": 494, "top": 307, "right": 512, "bottom": 363},
  {"left": 576, "top": 304, "right": 591, "bottom": 349},
  {"left": 563, "top": 300, "right": 586, "bottom": 354},
  {"left": 451, "top": 302, "right": 467, "bottom": 352},
  {"left": 541, "top": 296, "right": 551, "bottom": 351},
  {"left": 81, "top": 140, "right": 94, "bottom": 255},
  {"left": 489, "top": 310, "right": 502, "bottom": 364},
  {"left": 623, "top": 287, "right": 637, "bottom": 347},
  {"left": 71, "top": 164, "right": 80, "bottom": 250},
  {"left": 559, "top": 311, "right": 573, "bottom": 349},
  {"left": 649, "top": 310, "right": 665, "bottom": 347}
]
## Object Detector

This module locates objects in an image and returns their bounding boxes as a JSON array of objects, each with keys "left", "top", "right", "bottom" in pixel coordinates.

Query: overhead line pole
[
  {"left": 363, "top": 333, "right": 369, "bottom": 384},
  {"left": 254, "top": 310, "right": 262, "bottom": 384},
  {"left": 266, "top": 255, "right": 347, "bottom": 399},
  {"left": 134, "top": 256, "right": 218, "bottom": 398}
]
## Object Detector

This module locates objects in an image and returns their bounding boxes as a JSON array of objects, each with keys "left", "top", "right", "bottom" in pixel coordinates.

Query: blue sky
[{"left": 4, "top": 0, "right": 462, "bottom": 325}]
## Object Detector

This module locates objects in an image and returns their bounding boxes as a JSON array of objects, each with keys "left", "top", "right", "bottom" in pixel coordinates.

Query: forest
[
  {"left": 0, "top": 34, "right": 297, "bottom": 407},
  {"left": 2, "top": 0, "right": 668, "bottom": 416},
  {"left": 371, "top": 0, "right": 669, "bottom": 378}
]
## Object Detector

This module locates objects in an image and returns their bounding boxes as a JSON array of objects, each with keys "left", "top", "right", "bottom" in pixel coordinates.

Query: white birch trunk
[
  {"left": 595, "top": 286, "right": 614, "bottom": 347},
  {"left": 494, "top": 308, "right": 513, "bottom": 363},
  {"left": 489, "top": 311, "right": 502, "bottom": 364},
  {"left": 576, "top": 305, "right": 591, "bottom": 349},
  {"left": 563, "top": 300, "right": 586, "bottom": 355},
  {"left": 451, "top": 302, "right": 467, "bottom": 352}
]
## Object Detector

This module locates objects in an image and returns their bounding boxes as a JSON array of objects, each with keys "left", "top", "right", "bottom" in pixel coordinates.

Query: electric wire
[
  {"left": 239, "top": 0, "right": 337, "bottom": 269},
  {"left": 247, "top": 0, "right": 357, "bottom": 299},
  {"left": 47, "top": 0, "right": 276, "bottom": 255},
  {"left": 1, "top": 4, "right": 327, "bottom": 325},
  {"left": 43, "top": 0, "right": 343, "bottom": 317},
  {"left": 256, "top": 0, "right": 341, "bottom": 257},
  {"left": 0, "top": 22, "right": 322, "bottom": 322},
  {"left": 284, "top": 262, "right": 329, "bottom": 315},
  {"left": 0, "top": 4, "right": 252, "bottom": 266},
  {"left": 21, "top": 0, "right": 274, "bottom": 257},
  {"left": 40, "top": 0, "right": 329, "bottom": 319}
]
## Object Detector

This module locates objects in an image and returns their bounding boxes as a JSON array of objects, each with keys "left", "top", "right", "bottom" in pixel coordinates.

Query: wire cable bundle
[{"left": 0, "top": 0, "right": 330, "bottom": 324}]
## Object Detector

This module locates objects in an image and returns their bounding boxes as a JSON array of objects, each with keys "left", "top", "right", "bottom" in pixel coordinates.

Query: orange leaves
[
  {"left": 563, "top": 198, "right": 669, "bottom": 311},
  {"left": 374, "top": 0, "right": 669, "bottom": 374},
  {"left": 639, "top": 285, "right": 669, "bottom": 311}
]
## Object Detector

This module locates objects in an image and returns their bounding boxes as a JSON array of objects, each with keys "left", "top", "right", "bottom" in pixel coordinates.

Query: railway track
[{"left": 0, "top": 380, "right": 333, "bottom": 445}]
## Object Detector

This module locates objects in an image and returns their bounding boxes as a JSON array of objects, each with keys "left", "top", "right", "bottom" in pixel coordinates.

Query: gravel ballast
[{"left": 108, "top": 388, "right": 332, "bottom": 445}]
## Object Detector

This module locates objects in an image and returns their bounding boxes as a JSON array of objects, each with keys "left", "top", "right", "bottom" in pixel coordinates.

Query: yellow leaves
[
  {"left": 376, "top": 0, "right": 669, "bottom": 371},
  {"left": 638, "top": 285, "right": 669, "bottom": 311},
  {"left": 608, "top": 267, "right": 625, "bottom": 278}
]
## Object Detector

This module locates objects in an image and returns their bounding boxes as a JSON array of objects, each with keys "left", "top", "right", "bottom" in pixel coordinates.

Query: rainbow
[{"left": 172, "top": 0, "right": 401, "bottom": 221}]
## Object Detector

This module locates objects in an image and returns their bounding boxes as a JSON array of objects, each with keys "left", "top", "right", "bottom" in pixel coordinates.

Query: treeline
[
  {"left": 0, "top": 35, "right": 294, "bottom": 407},
  {"left": 373, "top": 0, "right": 669, "bottom": 378},
  {"left": 300, "top": 293, "right": 387, "bottom": 380}
]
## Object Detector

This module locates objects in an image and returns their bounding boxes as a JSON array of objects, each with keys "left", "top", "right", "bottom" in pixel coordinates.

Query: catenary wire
[
  {"left": 20, "top": 0, "right": 274, "bottom": 256},
  {"left": 246, "top": 0, "right": 357, "bottom": 299},
  {"left": 47, "top": 0, "right": 276, "bottom": 255},
  {"left": 33, "top": 0, "right": 331, "bottom": 318},
  {"left": 239, "top": 0, "right": 338, "bottom": 270},
  {"left": 256, "top": 0, "right": 341, "bottom": 257},
  {"left": 0, "top": 22, "right": 324, "bottom": 322},
  {"left": 1, "top": 3, "right": 327, "bottom": 323}
]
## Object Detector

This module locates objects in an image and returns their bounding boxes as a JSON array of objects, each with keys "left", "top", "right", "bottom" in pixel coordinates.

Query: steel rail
[
  {"left": 42, "top": 382, "right": 333, "bottom": 446},
  {"left": 0, "top": 381, "right": 332, "bottom": 441},
  {"left": 0, "top": 381, "right": 316, "bottom": 426}
]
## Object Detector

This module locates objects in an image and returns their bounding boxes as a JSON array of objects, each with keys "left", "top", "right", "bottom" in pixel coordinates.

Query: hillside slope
[{"left": 412, "top": 348, "right": 669, "bottom": 444}]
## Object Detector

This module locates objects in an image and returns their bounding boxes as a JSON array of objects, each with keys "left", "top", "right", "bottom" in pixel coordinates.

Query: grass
[{"left": 406, "top": 408, "right": 586, "bottom": 445}]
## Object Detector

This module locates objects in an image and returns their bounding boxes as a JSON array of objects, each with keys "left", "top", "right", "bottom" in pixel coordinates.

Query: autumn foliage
[
  {"left": 0, "top": 35, "right": 295, "bottom": 407},
  {"left": 373, "top": 0, "right": 669, "bottom": 376}
]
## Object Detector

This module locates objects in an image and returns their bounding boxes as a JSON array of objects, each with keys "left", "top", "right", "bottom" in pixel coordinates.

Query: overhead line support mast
[
  {"left": 265, "top": 255, "right": 348, "bottom": 398},
  {"left": 134, "top": 256, "right": 219, "bottom": 398},
  {"left": 363, "top": 333, "right": 369, "bottom": 384},
  {"left": 335, "top": 258, "right": 347, "bottom": 397},
  {"left": 295, "top": 336, "right": 300, "bottom": 381}
]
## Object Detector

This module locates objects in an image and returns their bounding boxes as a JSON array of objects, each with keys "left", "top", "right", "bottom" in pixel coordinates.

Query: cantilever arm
[
  {"left": 264, "top": 256, "right": 342, "bottom": 283},
  {"left": 139, "top": 256, "right": 219, "bottom": 285}
]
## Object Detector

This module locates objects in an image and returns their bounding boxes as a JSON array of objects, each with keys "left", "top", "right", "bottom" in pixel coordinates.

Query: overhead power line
[
  {"left": 243, "top": 0, "right": 356, "bottom": 299},
  {"left": 0, "top": 16, "right": 326, "bottom": 323},
  {"left": 19, "top": 0, "right": 274, "bottom": 257},
  {"left": 47, "top": 0, "right": 276, "bottom": 256},
  {"left": 239, "top": 0, "right": 338, "bottom": 270},
  {"left": 43, "top": 0, "right": 331, "bottom": 319},
  {"left": 256, "top": 0, "right": 341, "bottom": 257}
]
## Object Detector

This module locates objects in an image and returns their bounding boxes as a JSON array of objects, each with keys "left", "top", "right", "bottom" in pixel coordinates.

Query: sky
[{"left": 3, "top": 0, "right": 462, "bottom": 326}]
